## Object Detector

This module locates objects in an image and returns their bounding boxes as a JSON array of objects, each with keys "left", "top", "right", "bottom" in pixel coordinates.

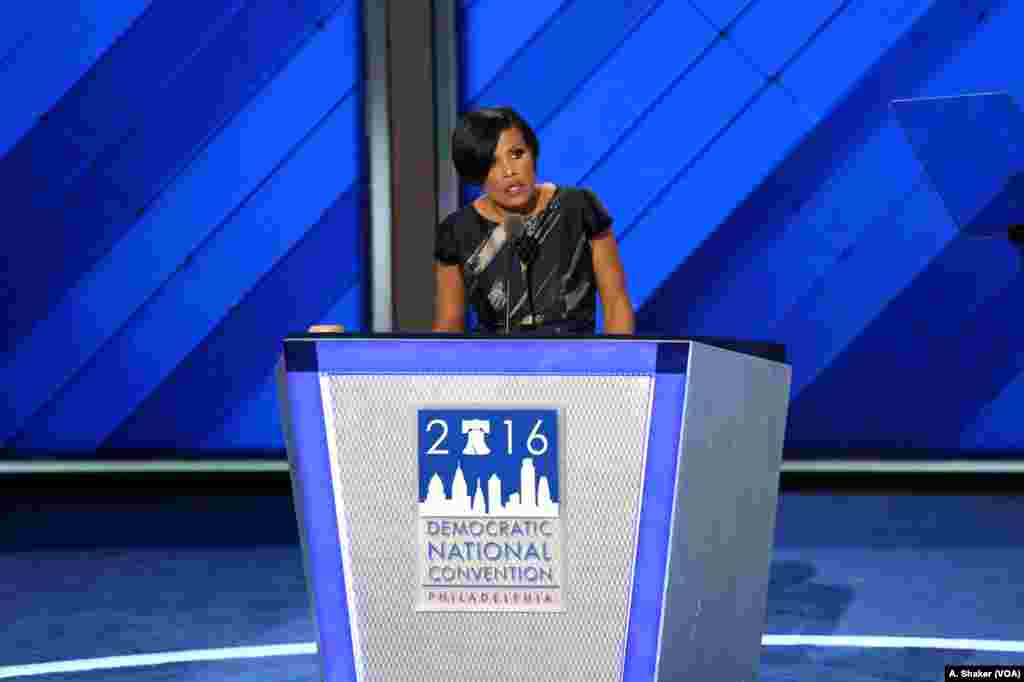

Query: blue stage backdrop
[
  {"left": 460, "top": 0, "right": 1024, "bottom": 455},
  {"left": 1, "top": 0, "right": 365, "bottom": 456}
]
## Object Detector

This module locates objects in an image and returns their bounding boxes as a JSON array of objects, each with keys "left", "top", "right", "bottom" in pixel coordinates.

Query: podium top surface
[
  {"left": 280, "top": 333, "right": 786, "bottom": 374},
  {"left": 891, "top": 92, "right": 1023, "bottom": 237}
]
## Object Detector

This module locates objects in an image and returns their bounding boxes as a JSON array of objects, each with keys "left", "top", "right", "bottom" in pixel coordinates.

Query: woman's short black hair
[{"left": 451, "top": 107, "right": 540, "bottom": 184}]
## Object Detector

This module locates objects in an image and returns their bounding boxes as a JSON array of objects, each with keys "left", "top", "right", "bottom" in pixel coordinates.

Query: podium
[{"left": 277, "top": 335, "right": 791, "bottom": 682}]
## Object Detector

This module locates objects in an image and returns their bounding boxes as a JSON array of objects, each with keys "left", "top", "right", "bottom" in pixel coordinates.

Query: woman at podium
[{"left": 432, "top": 107, "right": 635, "bottom": 336}]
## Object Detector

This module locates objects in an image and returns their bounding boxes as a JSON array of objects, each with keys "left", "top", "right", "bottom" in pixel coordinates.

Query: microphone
[
  {"left": 504, "top": 214, "right": 525, "bottom": 242},
  {"left": 502, "top": 215, "right": 525, "bottom": 335}
]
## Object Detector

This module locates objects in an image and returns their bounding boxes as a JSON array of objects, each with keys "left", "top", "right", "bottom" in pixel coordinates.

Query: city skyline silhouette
[{"left": 420, "top": 458, "right": 558, "bottom": 518}]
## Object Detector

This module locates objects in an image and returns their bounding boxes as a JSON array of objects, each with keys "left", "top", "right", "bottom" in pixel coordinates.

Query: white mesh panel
[{"left": 319, "top": 374, "right": 654, "bottom": 682}]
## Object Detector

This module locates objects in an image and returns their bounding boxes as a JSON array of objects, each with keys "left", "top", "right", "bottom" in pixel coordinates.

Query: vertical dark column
[
  {"left": 387, "top": 0, "right": 443, "bottom": 332},
  {"left": 366, "top": 0, "right": 458, "bottom": 332},
  {"left": 434, "top": 0, "right": 460, "bottom": 223}
]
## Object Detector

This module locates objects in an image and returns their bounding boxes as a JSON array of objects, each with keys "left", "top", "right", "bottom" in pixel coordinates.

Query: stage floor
[{"left": 2, "top": 477, "right": 1023, "bottom": 681}]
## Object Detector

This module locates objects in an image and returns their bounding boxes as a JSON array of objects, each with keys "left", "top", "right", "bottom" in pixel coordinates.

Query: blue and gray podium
[{"left": 277, "top": 335, "right": 791, "bottom": 682}]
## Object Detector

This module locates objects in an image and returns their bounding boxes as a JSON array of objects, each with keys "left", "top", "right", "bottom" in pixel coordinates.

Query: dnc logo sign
[{"left": 416, "top": 409, "right": 563, "bottom": 612}]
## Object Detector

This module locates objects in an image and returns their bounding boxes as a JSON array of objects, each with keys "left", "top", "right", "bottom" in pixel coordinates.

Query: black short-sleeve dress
[{"left": 434, "top": 186, "right": 612, "bottom": 334}]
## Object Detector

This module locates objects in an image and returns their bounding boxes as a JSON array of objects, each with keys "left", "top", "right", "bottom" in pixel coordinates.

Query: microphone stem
[
  {"left": 505, "top": 235, "right": 513, "bottom": 335},
  {"left": 526, "top": 264, "right": 536, "bottom": 325}
]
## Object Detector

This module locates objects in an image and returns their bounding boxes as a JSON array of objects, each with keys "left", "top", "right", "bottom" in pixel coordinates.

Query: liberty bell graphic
[{"left": 462, "top": 419, "right": 491, "bottom": 455}]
